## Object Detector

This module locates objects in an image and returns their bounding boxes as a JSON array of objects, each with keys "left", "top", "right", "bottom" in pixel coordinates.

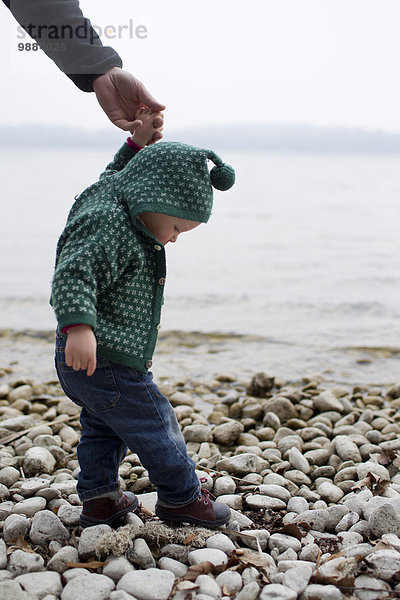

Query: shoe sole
[
  {"left": 80, "top": 496, "right": 139, "bottom": 528},
  {"left": 155, "top": 506, "right": 230, "bottom": 528}
]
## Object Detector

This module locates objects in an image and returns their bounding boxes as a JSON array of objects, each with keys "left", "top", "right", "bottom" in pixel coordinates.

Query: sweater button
[
  {"left": 156, "top": 324, "right": 161, "bottom": 330},
  {"left": 145, "top": 360, "right": 153, "bottom": 369},
  {"left": 158, "top": 277, "right": 166, "bottom": 285},
  {"left": 154, "top": 244, "right": 162, "bottom": 251}
]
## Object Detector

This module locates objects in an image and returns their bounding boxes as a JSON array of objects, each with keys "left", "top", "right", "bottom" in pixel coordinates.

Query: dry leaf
[
  {"left": 176, "top": 581, "right": 199, "bottom": 591},
  {"left": 393, "top": 455, "right": 400, "bottom": 469},
  {"left": 182, "top": 561, "right": 214, "bottom": 582},
  {"left": 66, "top": 560, "right": 108, "bottom": 569},
  {"left": 352, "top": 472, "right": 391, "bottom": 496},
  {"left": 279, "top": 524, "right": 305, "bottom": 541},
  {"left": 184, "top": 533, "right": 196, "bottom": 545},
  {"left": 6, "top": 536, "right": 35, "bottom": 555},
  {"left": 378, "top": 449, "right": 397, "bottom": 465},
  {"left": 233, "top": 548, "right": 272, "bottom": 569},
  {"left": 139, "top": 505, "right": 154, "bottom": 517}
]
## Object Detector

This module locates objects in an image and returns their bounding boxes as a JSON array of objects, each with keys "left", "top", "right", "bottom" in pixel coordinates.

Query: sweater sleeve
[
  {"left": 51, "top": 240, "right": 112, "bottom": 331},
  {"left": 4, "top": 0, "right": 122, "bottom": 92},
  {"left": 99, "top": 140, "right": 141, "bottom": 180}
]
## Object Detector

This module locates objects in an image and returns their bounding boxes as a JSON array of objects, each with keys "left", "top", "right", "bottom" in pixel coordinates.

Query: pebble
[
  {"left": 12, "top": 496, "right": 47, "bottom": 517},
  {"left": 206, "top": 533, "right": 236, "bottom": 554},
  {"left": 78, "top": 525, "right": 112, "bottom": 560},
  {"left": 117, "top": 568, "right": 175, "bottom": 600},
  {"left": 259, "top": 583, "right": 297, "bottom": 599},
  {"left": 30, "top": 510, "right": 69, "bottom": 545},
  {"left": 3, "top": 513, "right": 31, "bottom": 542},
  {"left": 188, "top": 549, "right": 228, "bottom": 567},
  {"left": 15, "top": 572, "right": 62, "bottom": 598},
  {"left": 61, "top": 574, "right": 115, "bottom": 600},
  {"left": 1, "top": 373, "right": 400, "bottom": 599}
]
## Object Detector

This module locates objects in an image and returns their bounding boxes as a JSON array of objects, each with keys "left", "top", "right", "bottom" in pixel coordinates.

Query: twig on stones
[{"left": 0, "top": 414, "right": 80, "bottom": 445}]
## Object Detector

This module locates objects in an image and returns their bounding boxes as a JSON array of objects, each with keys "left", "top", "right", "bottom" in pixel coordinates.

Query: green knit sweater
[{"left": 51, "top": 140, "right": 222, "bottom": 373}]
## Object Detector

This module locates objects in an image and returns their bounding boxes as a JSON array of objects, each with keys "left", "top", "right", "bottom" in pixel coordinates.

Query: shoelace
[{"left": 200, "top": 487, "right": 216, "bottom": 504}]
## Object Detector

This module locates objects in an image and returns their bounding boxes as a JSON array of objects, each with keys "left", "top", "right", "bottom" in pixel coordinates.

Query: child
[{"left": 51, "top": 109, "right": 235, "bottom": 528}]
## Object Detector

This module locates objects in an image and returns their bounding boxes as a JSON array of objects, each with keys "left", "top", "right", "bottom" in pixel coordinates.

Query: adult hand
[{"left": 93, "top": 67, "right": 165, "bottom": 138}]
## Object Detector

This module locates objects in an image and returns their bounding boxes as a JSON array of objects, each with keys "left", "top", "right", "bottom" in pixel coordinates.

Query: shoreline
[{"left": 0, "top": 329, "right": 399, "bottom": 393}]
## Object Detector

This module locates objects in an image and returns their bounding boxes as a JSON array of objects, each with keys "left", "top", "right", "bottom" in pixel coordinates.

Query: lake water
[{"left": 0, "top": 148, "right": 399, "bottom": 385}]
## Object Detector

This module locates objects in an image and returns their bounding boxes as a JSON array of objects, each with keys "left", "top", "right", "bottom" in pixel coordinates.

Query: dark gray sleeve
[{"left": 4, "top": 0, "right": 123, "bottom": 91}]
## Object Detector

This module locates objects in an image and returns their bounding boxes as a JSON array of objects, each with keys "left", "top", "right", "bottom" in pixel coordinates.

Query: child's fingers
[{"left": 86, "top": 355, "right": 97, "bottom": 377}]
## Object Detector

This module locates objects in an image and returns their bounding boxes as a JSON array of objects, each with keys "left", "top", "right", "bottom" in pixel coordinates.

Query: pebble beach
[{"left": 1, "top": 361, "right": 400, "bottom": 600}]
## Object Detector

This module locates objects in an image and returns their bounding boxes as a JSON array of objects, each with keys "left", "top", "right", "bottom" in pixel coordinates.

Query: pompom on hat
[
  {"left": 207, "top": 150, "right": 236, "bottom": 191},
  {"left": 116, "top": 141, "right": 235, "bottom": 224}
]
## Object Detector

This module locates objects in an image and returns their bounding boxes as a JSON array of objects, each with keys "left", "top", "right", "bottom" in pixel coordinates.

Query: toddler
[{"left": 51, "top": 109, "right": 235, "bottom": 528}]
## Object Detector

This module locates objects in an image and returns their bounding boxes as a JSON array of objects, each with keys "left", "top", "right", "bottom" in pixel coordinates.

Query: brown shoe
[
  {"left": 80, "top": 491, "right": 138, "bottom": 528},
  {"left": 155, "top": 488, "right": 231, "bottom": 527}
]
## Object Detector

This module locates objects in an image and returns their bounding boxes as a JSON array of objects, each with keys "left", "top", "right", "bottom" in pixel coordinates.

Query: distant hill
[{"left": 1, "top": 123, "right": 400, "bottom": 153}]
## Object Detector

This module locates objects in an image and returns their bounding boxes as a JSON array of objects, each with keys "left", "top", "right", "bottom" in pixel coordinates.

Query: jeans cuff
[
  {"left": 157, "top": 486, "right": 200, "bottom": 508},
  {"left": 78, "top": 484, "right": 120, "bottom": 502}
]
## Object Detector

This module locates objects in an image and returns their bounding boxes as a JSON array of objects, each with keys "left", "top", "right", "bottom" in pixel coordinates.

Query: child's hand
[
  {"left": 130, "top": 107, "right": 164, "bottom": 147},
  {"left": 65, "top": 325, "right": 97, "bottom": 377}
]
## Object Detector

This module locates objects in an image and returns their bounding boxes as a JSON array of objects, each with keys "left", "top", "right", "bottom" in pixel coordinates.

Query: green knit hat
[{"left": 117, "top": 141, "right": 235, "bottom": 223}]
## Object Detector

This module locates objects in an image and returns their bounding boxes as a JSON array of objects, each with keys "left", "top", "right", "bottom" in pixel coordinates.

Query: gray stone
[
  {"left": 334, "top": 436, "right": 362, "bottom": 462},
  {"left": 287, "top": 496, "right": 308, "bottom": 514},
  {"left": 20, "top": 478, "right": 50, "bottom": 498},
  {"left": 260, "top": 583, "right": 297, "bottom": 599},
  {"left": 158, "top": 557, "right": 187, "bottom": 578},
  {"left": 205, "top": 533, "right": 235, "bottom": 554},
  {"left": 299, "top": 543, "right": 320, "bottom": 562},
  {"left": 110, "top": 592, "right": 139, "bottom": 600},
  {"left": 63, "top": 568, "right": 90, "bottom": 582},
  {"left": 295, "top": 509, "right": 327, "bottom": 532},
  {"left": 3, "top": 514, "right": 31, "bottom": 542},
  {"left": 0, "top": 466, "right": 20, "bottom": 487},
  {"left": 0, "top": 414, "right": 35, "bottom": 430},
  {"left": 215, "top": 570, "right": 242, "bottom": 593},
  {"left": 102, "top": 555, "right": 134, "bottom": 583},
  {"left": 16, "top": 572, "right": 62, "bottom": 599},
  {"left": 263, "top": 397, "right": 297, "bottom": 422},
  {"left": 128, "top": 538, "right": 156, "bottom": 569},
  {"left": 30, "top": 510, "right": 69, "bottom": 545},
  {"left": 61, "top": 574, "right": 115, "bottom": 600},
  {"left": 135, "top": 491, "right": 157, "bottom": 513},
  {"left": 354, "top": 574, "right": 392, "bottom": 599},
  {"left": 235, "top": 581, "right": 260, "bottom": 600},
  {"left": 335, "top": 511, "right": 360, "bottom": 532},
  {"left": 245, "top": 495, "right": 286, "bottom": 510},
  {"left": 23, "top": 447, "right": 56, "bottom": 476},
  {"left": 47, "top": 546, "right": 79, "bottom": 574},
  {"left": 216, "top": 453, "right": 268, "bottom": 474},
  {"left": 212, "top": 421, "right": 244, "bottom": 445},
  {"left": 213, "top": 476, "right": 236, "bottom": 496},
  {"left": 0, "top": 579, "right": 38, "bottom": 600},
  {"left": 258, "top": 484, "right": 290, "bottom": 502},
  {"left": 357, "top": 461, "right": 390, "bottom": 481},
  {"left": 189, "top": 548, "right": 228, "bottom": 567},
  {"left": 195, "top": 574, "right": 222, "bottom": 599},
  {"left": 57, "top": 503, "right": 82, "bottom": 526},
  {"left": 268, "top": 533, "right": 301, "bottom": 554},
  {"left": 215, "top": 494, "right": 242, "bottom": 509},
  {"left": 317, "top": 481, "right": 344, "bottom": 503},
  {"left": 159, "top": 544, "right": 189, "bottom": 564},
  {"left": 228, "top": 508, "right": 254, "bottom": 529},
  {"left": 117, "top": 568, "right": 175, "bottom": 600},
  {"left": 287, "top": 447, "right": 310, "bottom": 474},
  {"left": 365, "top": 549, "right": 400, "bottom": 581},
  {"left": 78, "top": 524, "right": 112, "bottom": 560},
  {"left": 369, "top": 503, "right": 400, "bottom": 537},
  {"left": 281, "top": 565, "right": 312, "bottom": 594},
  {"left": 0, "top": 540, "right": 6, "bottom": 570},
  {"left": 302, "top": 583, "right": 342, "bottom": 600},
  {"left": 12, "top": 496, "right": 47, "bottom": 517},
  {"left": 241, "top": 529, "right": 270, "bottom": 551},
  {"left": 314, "top": 391, "right": 344, "bottom": 413},
  {"left": 284, "top": 470, "right": 311, "bottom": 486},
  {"left": 324, "top": 504, "right": 350, "bottom": 531},
  {"left": 8, "top": 549, "right": 45, "bottom": 576},
  {"left": 183, "top": 425, "right": 212, "bottom": 443}
]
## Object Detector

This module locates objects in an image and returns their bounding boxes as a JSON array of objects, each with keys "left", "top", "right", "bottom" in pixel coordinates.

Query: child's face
[{"left": 139, "top": 212, "right": 201, "bottom": 245}]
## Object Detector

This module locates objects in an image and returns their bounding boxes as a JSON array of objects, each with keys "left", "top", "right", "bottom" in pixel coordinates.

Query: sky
[{"left": 1, "top": 0, "right": 400, "bottom": 133}]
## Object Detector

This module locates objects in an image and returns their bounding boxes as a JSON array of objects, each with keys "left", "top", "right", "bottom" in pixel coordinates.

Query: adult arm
[{"left": 4, "top": 0, "right": 121, "bottom": 92}]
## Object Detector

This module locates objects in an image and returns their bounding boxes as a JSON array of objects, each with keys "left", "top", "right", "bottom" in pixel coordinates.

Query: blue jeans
[{"left": 55, "top": 334, "right": 200, "bottom": 505}]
